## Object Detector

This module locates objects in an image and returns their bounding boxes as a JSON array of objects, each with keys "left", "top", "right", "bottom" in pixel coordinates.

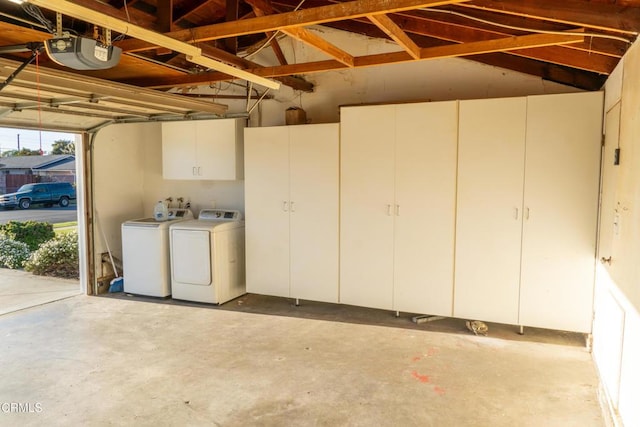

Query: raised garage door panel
[
  {"left": 244, "top": 127, "right": 291, "bottom": 297},
  {"left": 289, "top": 124, "right": 339, "bottom": 303},
  {"left": 519, "top": 92, "right": 602, "bottom": 332},
  {"left": 454, "top": 97, "right": 527, "bottom": 324},
  {"left": 340, "top": 105, "right": 396, "bottom": 310},
  {"left": 393, "top": 101, "right": 458, "bottom": 315}
]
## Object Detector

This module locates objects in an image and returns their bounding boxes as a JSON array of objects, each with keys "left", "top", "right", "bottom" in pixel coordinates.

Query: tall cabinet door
[
  {"left": 340, "top": 105, "right": 396, "bottom": 310},
  {"left": 244, "top": 127, "right": 291, "bottom": 297},
  {"left": 289, "top": 124, "right": 340, "bottom": 303},
  {"left": 393, "top": 102, "right": 458, "bottom": 315},
  {"left": 519, "top": 92, "right": 603, "bottom": 332},
  {"left": 455, "top": 97, "right": 527, "bottom": 324}
]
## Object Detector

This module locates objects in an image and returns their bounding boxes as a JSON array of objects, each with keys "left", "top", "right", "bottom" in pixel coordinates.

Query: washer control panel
[
  {"left": 198, "top": 209, "right": 243, "bottom": 221},
  {"left": 168, "top": 208, "right": 194, "bottom": 220}
]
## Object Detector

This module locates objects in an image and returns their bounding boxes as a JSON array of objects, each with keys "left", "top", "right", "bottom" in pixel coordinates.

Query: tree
[
  {"left": 51, "top": 139, "right": 75, "bottom": 155},
  {"left": 1, "top": 148, "right": 42, "bottom": 157}
]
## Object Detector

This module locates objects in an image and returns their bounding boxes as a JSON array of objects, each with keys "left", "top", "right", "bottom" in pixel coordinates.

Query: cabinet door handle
[
  {"left": 290, "top": 201, "right": 295, "bottom": 212},
  {"left": 514, "top": 208, "right": 519, "bottom": 220},
  {"left": 387, "top": 204, "right": 392, "bottom": 216},
  {"left": 396, "top": 204, "right": 400, "bottom": 216},
  {"left": 525, "top": 207, "right": 530, "bottom": 220},
  {"left": 192, "top": 166, "right": 197, "bottom": 176},
  {"left": 198, "top": 167, "right": 202, "bottom": 176},
  {"left": 283, "top": 201, "right": 288, "bottom": 212}
]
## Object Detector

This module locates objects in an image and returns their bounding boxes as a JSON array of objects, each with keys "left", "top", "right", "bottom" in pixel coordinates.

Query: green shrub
[
  {"left": 0, "top": 221, "right": 55, "bottom": 251},
  {"left": 0, "top": 237, "right": 31, "bottom": 269},
  {"left": 25, "top": 231, "right": 79, "bottom": 279}
]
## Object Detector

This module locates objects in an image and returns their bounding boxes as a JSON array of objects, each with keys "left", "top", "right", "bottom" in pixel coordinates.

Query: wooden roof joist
[
  {"left": 115, "top": 0, "right": 473, "bottom": 52},
  {"left": 458, "top": 0, "right": 640, "bottom": 35},
  {"left": 121, "top": 32, "right": 585, "bottom": 88}
]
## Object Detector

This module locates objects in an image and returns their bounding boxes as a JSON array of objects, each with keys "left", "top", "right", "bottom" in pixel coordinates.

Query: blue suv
[{"left": 0, "top": 182, "right": 76, "bottom": 209}]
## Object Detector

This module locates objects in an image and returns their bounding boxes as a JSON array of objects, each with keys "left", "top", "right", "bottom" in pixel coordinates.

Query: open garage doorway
[{"left": 0, "top": 128, "right": 84, "bottom": 315}]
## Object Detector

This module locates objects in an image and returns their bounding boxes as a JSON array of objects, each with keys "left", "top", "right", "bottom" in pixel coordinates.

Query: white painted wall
[
  {"left": 92, "top": 121, "right": 245, "bottom": 285},
  {"left": 139, "top": 122, "right": 245, "bottom": 216},
  {"left": 594, "top": 43, "right": 640, "bottom": 427},
  {"left": 92, "top": 123, "right": 146, "bottom": 280}
]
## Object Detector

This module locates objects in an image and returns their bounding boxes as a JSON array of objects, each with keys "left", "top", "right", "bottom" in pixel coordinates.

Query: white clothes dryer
[{"left": 169, "top": 209, "right": 245, "bottom": 304}]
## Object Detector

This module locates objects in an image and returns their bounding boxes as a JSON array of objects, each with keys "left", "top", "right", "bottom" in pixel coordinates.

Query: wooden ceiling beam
[
  {"left": 66, "top": 0, "right": 160, "bottom": 29},
  {"left": 157, "top": 0, "right": 175, "bottom": 32},
  {"left": 174, "top": 0, "right": 218, "bottom": 24},
  {"left": 121, "top": 32, "right": 583, "bottom": 87},
  {"left": 509, "top": 45, "right": 616, "bottom": 74},
  {"left": 470, "top": 52, "right": 607, "bottom": 90},
  {"left": 269, "top": 32, "right": 289, "bottom": 65},
  {"left": 198, "top": 46, "right": 312, "bottom": 91},
  {"left": 246, "top": 0, "right": 353, "bottom": 66},
  {"left": 368, "top": 14, "right": 421, "bottom": 59},
  {"left": 245, "top": 0, "right": 288, "bottom": 64},
  {"left": 461, "top": 0, "right": 640, "bottom": 35},
  {"left": 283, "top": 27, "right": 355, "bottom": 66},
  {"left": 225, "top": 0, "right": 240, "bottom": 53},
  {"left": 115, "top": 0, "right": 471, "bottom": 52},
  {"left": 418, "top": 32, "right": 583, "bottom": 59},
  {"left": 370, "top": 14, "right": 617, "bottom": 73},
  {"left": 438, "top": 6, "right": 629, "bottom": 57}
]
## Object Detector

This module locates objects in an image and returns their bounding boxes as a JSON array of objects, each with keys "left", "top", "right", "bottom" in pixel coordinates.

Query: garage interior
[{"left": 0, "top": 0, "right": 639, "bottom": 425}]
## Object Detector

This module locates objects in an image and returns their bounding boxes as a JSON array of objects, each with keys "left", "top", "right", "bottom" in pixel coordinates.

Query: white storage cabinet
[
  {"left": 244, "top": 123, "right": 339, "bottom": 303},
  {"left": 454, "top": 92, "right": 603, "bottom": 332},
  {"left": 162, "top": 118, "right": 244, "bottom": 180},
  {"left": 340, "top": 102, "right": 458, "bottom": 315}
]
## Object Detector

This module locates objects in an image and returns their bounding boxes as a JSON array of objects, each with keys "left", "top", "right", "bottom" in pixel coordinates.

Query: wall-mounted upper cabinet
[{"left": 162, "top": 119, "right": 245, "bottom": 180}]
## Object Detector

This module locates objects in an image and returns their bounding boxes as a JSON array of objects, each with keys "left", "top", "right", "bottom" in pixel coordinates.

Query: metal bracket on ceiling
[
  {"left": 0, "top": 42, "right": 44, "bottom": 93},
  {"left": 56, "top": 12, "right": 63, "bottom": 38}
]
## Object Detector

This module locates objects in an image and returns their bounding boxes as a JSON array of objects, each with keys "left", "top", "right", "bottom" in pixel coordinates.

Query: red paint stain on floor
[
  {"left": 411, "top": 371, "right": 430, "bottom": 383},
  {"left": 426, "top": 348, "right": 439, "bottom": 357},
  {"left": 412, "top": 356, "right": 421, "bottom": 362},
  {"left": 433, "top": 386, "right": 446, "bottom": 395}
]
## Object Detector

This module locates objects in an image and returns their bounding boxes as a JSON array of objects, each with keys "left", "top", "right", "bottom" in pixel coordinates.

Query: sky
[{"left": 0, "top": 127, "right": 77, "bottom": 155}]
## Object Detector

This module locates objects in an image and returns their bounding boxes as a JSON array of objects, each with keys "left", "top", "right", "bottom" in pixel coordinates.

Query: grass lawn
[{"left": 53, "top": 221, "right": 77, "bottom": 236}]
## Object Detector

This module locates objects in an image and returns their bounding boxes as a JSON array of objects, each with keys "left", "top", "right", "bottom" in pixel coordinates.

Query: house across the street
[{"left": 0, "top": 155, "right": 76, "bottom": 194}]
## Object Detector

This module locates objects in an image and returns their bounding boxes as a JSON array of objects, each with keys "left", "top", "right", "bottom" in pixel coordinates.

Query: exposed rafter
[
  {"left": 459, "top": 0, "right": 640, "bottom": 35},
  {"left": 115, "top": 0, "right": 472, "bottom": 51},
  {"left": 120, "top": 32, "right": 584, "bottom": 88},
  {"left": 0, "top": 0, "right": 636, "bottom": 94},
  {"left": 368, "top": 13, "right": 421, "bottom": 59}
]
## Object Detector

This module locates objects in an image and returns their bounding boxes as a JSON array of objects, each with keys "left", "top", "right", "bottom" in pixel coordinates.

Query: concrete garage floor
[
  {"left": 0, "top": 268, "right": 79, "bottom": 316},
  {"left": 0, "top": 294, "right": 604, "bottom": 426}
]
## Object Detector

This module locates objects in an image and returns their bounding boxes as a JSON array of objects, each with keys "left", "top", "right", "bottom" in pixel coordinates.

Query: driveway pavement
[
  {"left": 0, "top": 206, "right": 77, "bottom": 225},
  {"left": 0, "top": 269, "right": 80, "bottom": 316}
]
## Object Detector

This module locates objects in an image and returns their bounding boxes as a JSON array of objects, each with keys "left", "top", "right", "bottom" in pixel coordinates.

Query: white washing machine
[
  {"left": 169, "top": 209, "right": 245, "bottom": 304},
  {"left": 121, "top": 208, "right": 193, "bottom": 297}
]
